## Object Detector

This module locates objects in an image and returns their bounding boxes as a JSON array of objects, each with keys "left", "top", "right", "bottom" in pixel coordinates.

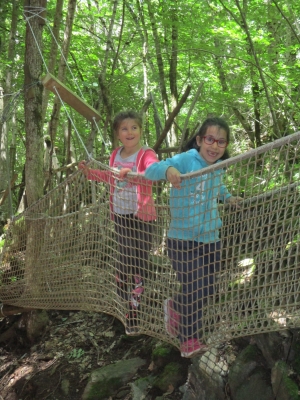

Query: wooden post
[
  {"left": 0, "top": 173, "right": 18, "bottom": 206},
  {"left": 42, "top": 73, "right": 101, "bottom": 122}
]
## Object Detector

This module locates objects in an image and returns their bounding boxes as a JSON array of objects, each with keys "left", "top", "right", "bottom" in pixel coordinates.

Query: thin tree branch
[
  {"left": 153, "top": 84, "right": 191, "bottom": 152},
  {"left": 272, "top": 0, "right": 300, "bottom": 45}
]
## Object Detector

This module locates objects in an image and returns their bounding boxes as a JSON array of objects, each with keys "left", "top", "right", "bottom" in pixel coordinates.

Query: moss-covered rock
[
  {"left": 291, "top": 340, "right": 300, "bottom": 376},
  {"left": 82, "top": 357, "right": 146, "bottom": 400},
  {"left": 228, "top": 344, "right": 260, "bottom": 397},
  {"left": 271, "top": 361, "right": 299, "bottom": 400},
  {"left": 153, "top": 361, "right": 186, "bottom": 392},
  {"left": 152, "top": 342, "right": 177, "bottom": 368}
]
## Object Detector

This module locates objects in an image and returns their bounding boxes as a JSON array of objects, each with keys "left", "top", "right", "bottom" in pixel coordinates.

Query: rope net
[{"left": 1, "top": 132, "right": 300, "bottom": 351}]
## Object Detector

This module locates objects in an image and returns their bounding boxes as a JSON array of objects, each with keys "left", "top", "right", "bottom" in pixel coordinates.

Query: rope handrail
[{"left": 120, "top": 130, "right": 300, "bottom": 181}]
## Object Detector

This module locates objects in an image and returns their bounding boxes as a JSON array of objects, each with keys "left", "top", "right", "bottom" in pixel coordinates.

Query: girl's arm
[
  {"left": 141, "top": 149, "right": 159, "bottom": 172},
  {"left": 118, "top": 149, "right": 159, "bottom": 183},
  {"left": 219, "top": 174, "right": 242, "bottom": 205},
  {"left": 117, "top": 168, "right": 147, "bottom": 185},
  {"left": 226, "top": 195, "right": 243, "bottom": 206},
  {"left": 220, "top": 184, "right": 242, "bottom": 206},
  {"left": 219, "top": 183, "right": 232, "bottom": 203},
  {"left": 78, "top": 161, "right": 111, "bottom": 183},
  {"left": 165, "top": 167, "right": 182, "bottom": 189},
  {"left": 145, "top": 154, "right": 189, "bottom": 189},
  {"left": 145, "top": 160, "right": 172, "bottom": 180},
  {"left": 119, "top": 165, "right": 182, "bottom": 189},
  {"left": 145, "top": 153, "right": 186, "bottom": 181}
]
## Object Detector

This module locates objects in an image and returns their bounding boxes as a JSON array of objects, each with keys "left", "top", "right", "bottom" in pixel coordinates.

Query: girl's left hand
[
  {"left": 166, "top": 167, "right": 182, "bottom": 189},
  {"left": 227, "top": 196, "right": 243, "bottom": 208},
  {"left": 118, "top": 168, "right": 132, "bottom": 179}
]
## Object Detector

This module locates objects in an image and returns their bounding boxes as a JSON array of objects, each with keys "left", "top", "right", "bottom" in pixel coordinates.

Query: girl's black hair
[
  {"left": 112, "top": 110, "right": 143, "bottom": 134},
  {"left": 183, "top": 117, "right": 230, "bottom": 160}
]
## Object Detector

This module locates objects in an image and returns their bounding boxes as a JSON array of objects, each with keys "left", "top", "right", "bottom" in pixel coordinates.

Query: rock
[
  {"left": 61, "top": 378, "right": 70, "bottom": 395},
  {"left": 227, "top": 344, "right": 259, "bottom": 398},
  {"left": 199, "top": 347, "right": 229, "bottom": 377},
  {"left": 24, "top": 309, "right": 49, "bottom": 343},
  {"left": 152, "top": 342, "right": 177, "bottom": 369},
  {"left": 289, "top": 330, "right": 300, "bottom": 373},
  {"left": 4, "top": 392, "right": 18, "bottom": 400},
  {"left": 271, "top": 361, "right": 299, "bottom": 400},
  {"left": 183, "top": 357, "right": 226, "bottom": 400},
  {"left": 153, "top": 361, "right": 186, "bottom": 392},
  {"left": 253, "top": 332, "right": 289, "bottom": 368},
  {"left": 130, "top": 376, "right": 156, "bottom": 400},
  {"left": 82, "top": 357, "right": 146, "bottom": 400},
  {"left": 115, "top": 388, "right": 131, "bottom": 399},
  {"left": 231, "top": 366, "right": 273, "bottom": 400}
]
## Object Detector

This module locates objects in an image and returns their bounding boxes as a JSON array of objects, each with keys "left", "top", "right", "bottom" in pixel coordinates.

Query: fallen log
[{"left": 0, "top": 304, "right": 34, "bottom": 317}]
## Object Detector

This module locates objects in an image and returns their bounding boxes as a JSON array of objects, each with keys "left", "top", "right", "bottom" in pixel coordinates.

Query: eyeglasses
[{"left": 203, "top": 136, "right": 228, "bottom": 148}]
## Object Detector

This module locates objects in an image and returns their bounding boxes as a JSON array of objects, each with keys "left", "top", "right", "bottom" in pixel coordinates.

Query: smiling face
[
  {"left": 196, "top": 125, "right": 228, "bottom": 165},
  {"left": 116, "top": 118, "right": 142, "bottom": 156}
]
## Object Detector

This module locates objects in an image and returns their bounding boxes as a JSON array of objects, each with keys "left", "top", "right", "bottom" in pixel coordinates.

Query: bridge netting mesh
[{"left": 1, "top": 131, "right": 300, "bottom": 351}]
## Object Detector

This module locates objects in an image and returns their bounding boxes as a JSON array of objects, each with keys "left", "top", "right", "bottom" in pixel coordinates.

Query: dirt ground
[{"left": 0, "top": 309, "right": 188, "bottom": 399}]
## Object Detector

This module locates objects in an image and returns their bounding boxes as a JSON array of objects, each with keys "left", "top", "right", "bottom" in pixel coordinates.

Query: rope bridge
[{"left": 1, "top": 132, "right": 300, "bottom": 350}]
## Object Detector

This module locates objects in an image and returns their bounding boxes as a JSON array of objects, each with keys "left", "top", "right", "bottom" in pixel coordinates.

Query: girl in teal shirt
[{"left": 145, "top": 117, "right": 241, "bottom": 357}]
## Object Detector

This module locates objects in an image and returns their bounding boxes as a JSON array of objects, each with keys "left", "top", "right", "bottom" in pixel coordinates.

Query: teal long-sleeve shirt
[{"left": 145, "top": 149, "right": 232, "bottom": 243}]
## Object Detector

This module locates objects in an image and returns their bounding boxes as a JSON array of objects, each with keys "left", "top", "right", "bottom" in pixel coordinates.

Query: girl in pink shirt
[{"left": 79, "top": 110, "right": 158, "bottom": 334}]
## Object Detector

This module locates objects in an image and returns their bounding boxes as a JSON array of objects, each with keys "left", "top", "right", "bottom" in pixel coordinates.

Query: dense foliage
[{"left": 0, "top": 0, "right": 300, "bottom": 219}]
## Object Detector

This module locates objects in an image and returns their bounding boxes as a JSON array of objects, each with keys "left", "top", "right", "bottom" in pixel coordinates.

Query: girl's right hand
[
  {"left": 166, "top": 167, "right": 182, "bottom": 189},
  {"left": 78, "top": 160, "right": 89, "bottom": 175}
]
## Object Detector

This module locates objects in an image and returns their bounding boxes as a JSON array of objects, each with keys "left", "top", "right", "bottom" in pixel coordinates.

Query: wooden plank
[{"left": 42, "top": 73, "right": 101, "bottom": 122}]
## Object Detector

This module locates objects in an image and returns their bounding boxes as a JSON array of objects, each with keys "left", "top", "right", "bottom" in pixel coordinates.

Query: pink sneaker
[
  {"left": 133, "top": 275, "right": 143, "bottom": 287},
  {"left": 180, "top": 338, "right": 208, "bottom": 358},
  {"left": 130, "top": 286, "right": 144, "bottom": 309},
  {"left": 130, "top": 276, "right": 144, "bottom": 309},
  {"left": 164, "top": 298, "right": 180, "bottom": 337}
]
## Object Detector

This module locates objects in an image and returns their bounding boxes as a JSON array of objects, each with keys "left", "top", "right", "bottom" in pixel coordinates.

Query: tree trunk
[
  {"left": 233, "top": 0, "right": 281, "bottom": 138},
  {"left": 0, "top": 0, "right": 19, "bottom": 223},
  {"left": 41, "top": 0, "right": 64, "bottom": 122},
  {"left": 146, "top": 0, "right": 169, "bottom": 123},
  {"left": 179, "top": 82, "right": 204, "bottom": 152},
  {"left": 98, "top": 0, "right": 118, "bottom": 149},
  {"left": 24, "top": 0, "right": 45, "bottom": 295},
  {"left": 168, "top": 0, "right": 179, "bottom": 146},
  {"left": 153, "top": 84, "right": 191, "bottom": 152},
  {"left": 213, "top": 36, "right": 255, "bottom": 144},
  {"left": 21, "top": 0, "right": 52, "bottom": 345},
  {"left": 252, "top": 80, "right": 262, "bottom": 147},
  {"left": 46, "top": 0, "right": 77, "bottom": 185}
]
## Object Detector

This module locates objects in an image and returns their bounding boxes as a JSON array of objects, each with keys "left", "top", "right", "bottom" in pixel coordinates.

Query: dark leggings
[
  {"left": 167, "top": 238, "right": 221, "bottom": 342},
  {"left": 114, "top": 214, "right": 154, "bottom": 300}
]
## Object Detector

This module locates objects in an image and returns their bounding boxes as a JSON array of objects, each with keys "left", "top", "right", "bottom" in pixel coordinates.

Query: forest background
[
  {"left": 0, "top": 2, "right": 300, "bottom": 397},
  {"left": 0, "top": 0, "right": 300, "bottom": 227}
]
